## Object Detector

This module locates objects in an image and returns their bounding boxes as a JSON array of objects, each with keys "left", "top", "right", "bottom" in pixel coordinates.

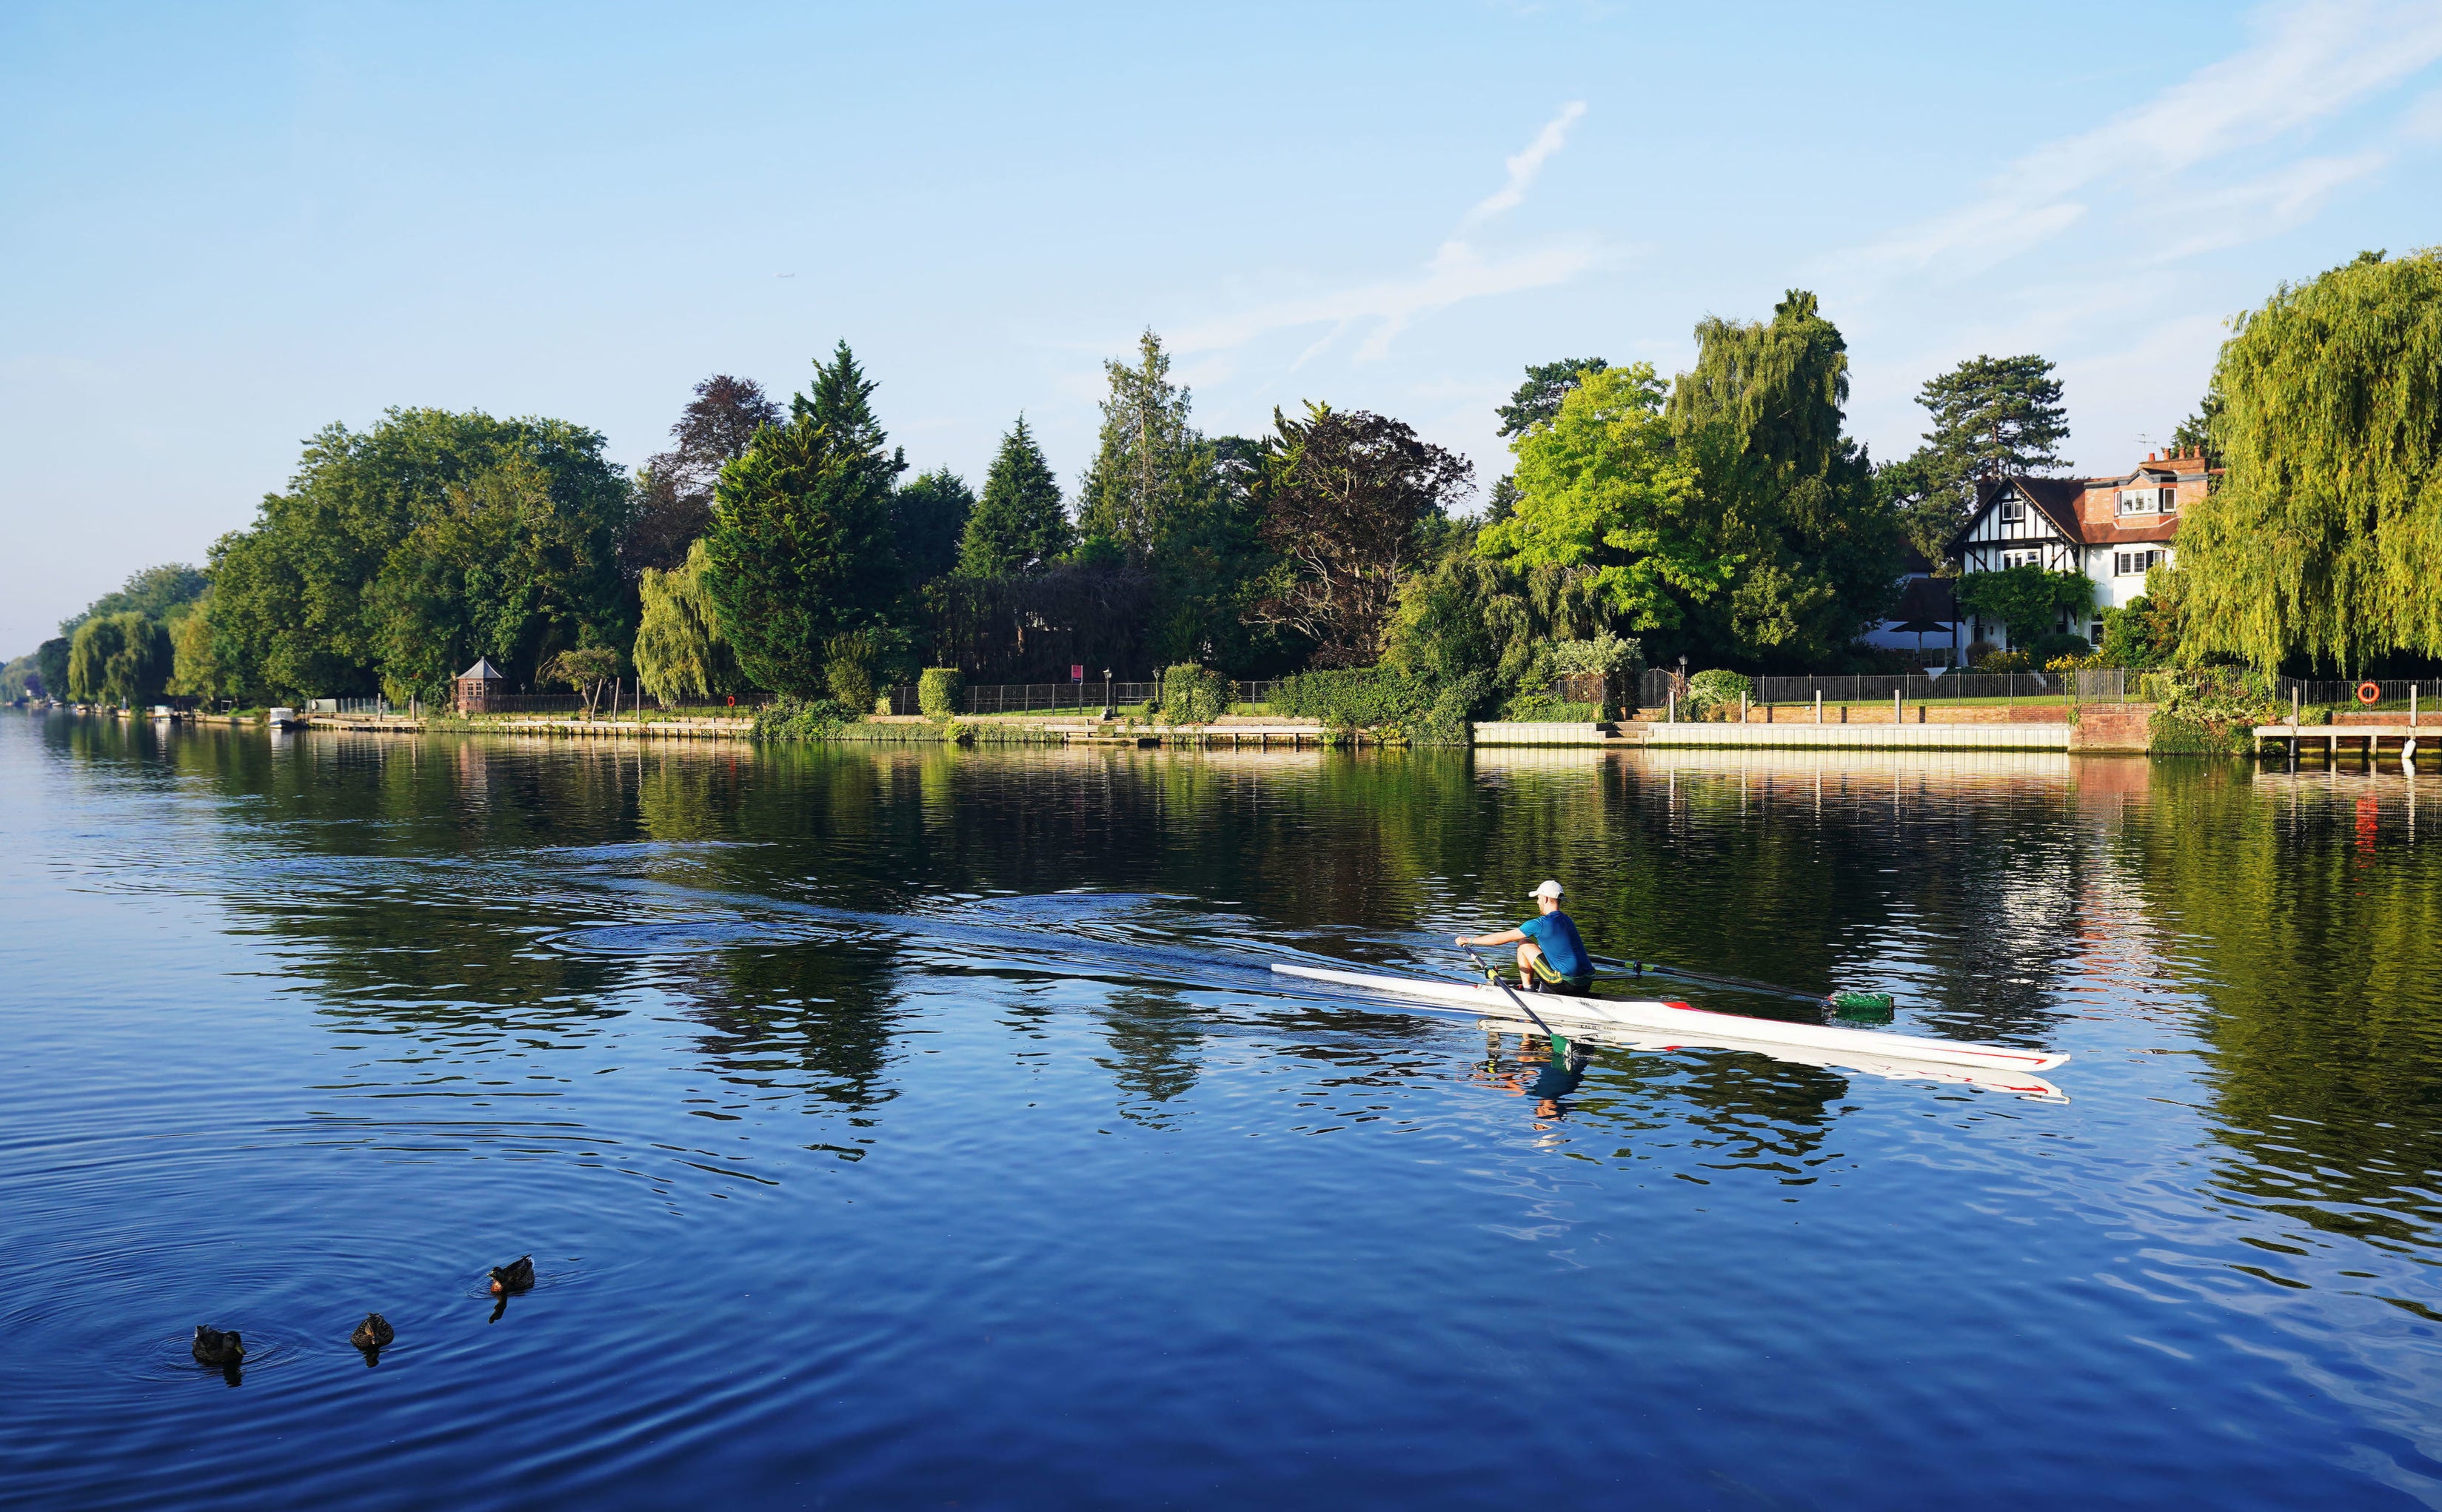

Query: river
[{"left": 2, "top": 713, "right": 2438, "bottom": 1508}]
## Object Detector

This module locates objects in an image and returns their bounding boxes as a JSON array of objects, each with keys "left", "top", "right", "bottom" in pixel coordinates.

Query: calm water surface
[{"left": 3, "top": 714, "right": 2438, "bottom": 1509}]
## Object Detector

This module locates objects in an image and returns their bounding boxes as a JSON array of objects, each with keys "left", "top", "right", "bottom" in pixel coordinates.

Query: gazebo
[{"left": 455, "top": 658, "right": 507, "bottom": 715}]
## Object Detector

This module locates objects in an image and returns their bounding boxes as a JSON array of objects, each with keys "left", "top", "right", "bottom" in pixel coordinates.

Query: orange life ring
[
  {"left": 2356, "top": 680, "right": 2381, "bottom": 706},
  {"left": 726, "top": 695, "right": 737, "bottom": 708}
]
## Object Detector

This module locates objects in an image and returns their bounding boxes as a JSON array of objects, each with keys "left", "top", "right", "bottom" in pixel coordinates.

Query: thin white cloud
[
  {"left": 1171, "top": 237, "right": 1603, "bottom": 361},
  {"left": 1833, "top": 0, "right": 2442, "bottom": 279},
  {"left": 2402, "top": 85, "right": 2442, "bottom": 140},
  {"left": 1171, "top": 105, "right": 1601, "bottom": 362},
  {"left": 1460, "top": 101, "right": 1588, "bottom": 229},
  {"left": 2147, "top": 151, "right": 2391, "bottom": 261}
]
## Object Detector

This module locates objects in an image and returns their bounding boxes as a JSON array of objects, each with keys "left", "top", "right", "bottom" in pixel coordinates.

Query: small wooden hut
[{"left": 455, "top": 658, "right": 507, "bottom": 715}]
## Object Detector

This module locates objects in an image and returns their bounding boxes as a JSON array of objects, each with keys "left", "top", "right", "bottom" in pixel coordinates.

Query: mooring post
[
  {"left": 1893, "top": 689, "right": 1901, "bottom": 726},
  {"left": 1813, "top": 691, "right": 1822, "bottom": 724},
  {"left": 1667, "top": 690, "right": 1676, "bottom": 724}
]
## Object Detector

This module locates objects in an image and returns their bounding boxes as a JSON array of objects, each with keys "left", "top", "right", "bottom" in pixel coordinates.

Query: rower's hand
[{"left": 1454, "top": 934, "right": 1469, "bottom": 947}]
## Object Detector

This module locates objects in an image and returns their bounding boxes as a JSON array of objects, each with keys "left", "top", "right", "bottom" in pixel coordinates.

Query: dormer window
[
  {"left": 1998, "top": 494, "right": 2025, "bottom": 524},
  {"left": 2115, "top": 486, "right": 2173, "bottom": 516}
]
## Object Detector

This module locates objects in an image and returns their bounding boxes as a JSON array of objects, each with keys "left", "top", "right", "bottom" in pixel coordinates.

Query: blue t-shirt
[{"left": 1519, "top": 911, "right": 1591, "bottom": 980}]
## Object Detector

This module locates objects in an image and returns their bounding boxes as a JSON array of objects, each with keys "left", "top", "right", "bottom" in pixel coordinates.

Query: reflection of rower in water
[
  {"left": 1455, "top": 879, "right": 1593, "bottom": 997},
  {"left": 1480, "top": 1031, "right": 1591, "bottom": 1123}
]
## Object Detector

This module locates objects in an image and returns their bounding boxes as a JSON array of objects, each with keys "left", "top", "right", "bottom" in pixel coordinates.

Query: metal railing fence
[
  {"left": 2274, "top": 677, "right": 2435, "bottom": 709},
  {"left": 883, "top": 679, "right": 1288, "bottom": 716}
]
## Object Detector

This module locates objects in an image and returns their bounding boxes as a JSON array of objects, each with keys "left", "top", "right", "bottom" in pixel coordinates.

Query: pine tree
[
  {"left": 959, "top": 418, "right": 1071, "bottom": 576},
  {"left": 1891, "top": 353, "right": 2070, "bottom": 560},
  {"left": 1496, "top": 358, "right": 1609, "bottom": 437}
]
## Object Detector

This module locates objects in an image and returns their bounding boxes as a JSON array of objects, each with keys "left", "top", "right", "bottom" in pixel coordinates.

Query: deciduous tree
[
  {"left": 1248, "top": 403, "right": 1473, "bottom": 667},
  {"left": 634, "top": 539, "right": 744, "bottom": 704},
  {"left": 1954, "top": 563, "right": 2094, "bottom": 646},
  {"left": 1478, "top": 364, "right": 1714, "bottom": 633},
  {"left": 545, "top": 646, "right": 622, "bottom": 716},
  {"left": 625, "top": 376, "right": 784, "bottom": 578},
  {"left": 208, "top": 408, "right": 630, "bottom": 700},
  {"left": 2179, "top": 249, "right": 2442, "bottom": 670},
  {"left": 1665, "top": 290, "right": 1902, "bottom": 666}
]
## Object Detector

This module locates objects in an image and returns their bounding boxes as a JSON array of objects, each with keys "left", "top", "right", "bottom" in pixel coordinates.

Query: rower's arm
[{"left": 1456, "top": 928, "right": 1528, "bottom": 947}]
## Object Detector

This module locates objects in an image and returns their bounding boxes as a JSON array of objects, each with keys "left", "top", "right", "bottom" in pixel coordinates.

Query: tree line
[{"left": 13, "top": 252, "right": 2438, "bottom": 713}]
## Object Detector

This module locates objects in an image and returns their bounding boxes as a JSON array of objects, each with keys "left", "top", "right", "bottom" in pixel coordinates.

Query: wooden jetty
[{"left": 2254, "top": 722, "right": 2431, "bottom": 763}]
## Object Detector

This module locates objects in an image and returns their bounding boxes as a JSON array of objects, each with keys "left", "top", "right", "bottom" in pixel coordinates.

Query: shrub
[
  {"left": 1157, "top": 663, "right": 1231, "bottom": 726},
  {"left": 1500, "top": 693, "right": 1597, "bottom": 722},
  {"left": 917, "top": 667, "right": 963, "bottom": 720},
  {"left": 1978, "top": 649, "right": 2033, "bottom": 672},
  {"left": 752, "top": 695, "right": 849, "bottom": 740},
  {"left": 2144, "top": 666, "right": 2278, "bottom": 754},
  {"left": 820, "top": 631, "right": 880, "bottom": 713},
  {"left": 1273, "top": 666, "right": 1486, "bottom": 744},
  {"left": 2023, "top": 632, "right": 2090, "bottom": 666},
  {"left": 1682, "top": 669, "right": 1753, "bottom": 720}
]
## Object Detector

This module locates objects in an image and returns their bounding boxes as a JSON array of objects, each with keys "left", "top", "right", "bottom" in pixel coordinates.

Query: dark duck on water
[
  {"left": 350, "top": 1314, "right": 394, "bottom": 1351},
  {"left": 190, "top": 1325, "right": 244, "bottom": 1367},
  {"left": 488, "top": 1256, "right": 535, "bottom": 1295}
]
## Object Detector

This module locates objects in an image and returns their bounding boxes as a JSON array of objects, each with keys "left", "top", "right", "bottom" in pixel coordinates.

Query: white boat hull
[{"left": 1269, "top": 963, "right": 2069, "bottom": 1077}]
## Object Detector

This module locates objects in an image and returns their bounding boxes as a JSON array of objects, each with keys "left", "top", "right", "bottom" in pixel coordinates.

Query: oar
[{"left": 1462, "top": 944, "right": 1556, "bottom": 1039}]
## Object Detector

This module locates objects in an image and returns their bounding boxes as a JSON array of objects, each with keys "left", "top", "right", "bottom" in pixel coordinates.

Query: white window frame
[{"left": 1998, "top": 496, "right": 2026, "bottom": 525}]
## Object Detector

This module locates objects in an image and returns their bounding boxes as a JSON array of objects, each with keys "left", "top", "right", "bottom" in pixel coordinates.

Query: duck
[
  {"left": 487, "top": 1255, "right": 535, "bottom": 1295},
  {"left": 191, "top": 1325, "right": 245, "bottom": 1367},
  {"left": 349, "top": 1314, "right": 394, "bottom": 1350}
]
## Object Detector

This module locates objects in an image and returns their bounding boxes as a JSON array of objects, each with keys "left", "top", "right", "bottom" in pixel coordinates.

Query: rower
[{"left": 1456, "top": 880, "right": 1593, "bottom": 997}]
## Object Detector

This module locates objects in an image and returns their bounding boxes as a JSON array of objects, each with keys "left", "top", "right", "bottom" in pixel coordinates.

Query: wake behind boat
[{"left": 1269, "top": 961, "right": 2070, "bottom": 1084}]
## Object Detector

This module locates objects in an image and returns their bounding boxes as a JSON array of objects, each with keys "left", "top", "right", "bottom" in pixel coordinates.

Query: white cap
[{"left": 1531, "top": 879, "right": 1565, "bottom": 900}]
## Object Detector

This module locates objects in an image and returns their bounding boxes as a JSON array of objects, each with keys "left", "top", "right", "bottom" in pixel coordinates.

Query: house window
[
  {"left": 1998, "top": 496, "right": 2025, "bottom": 524},
  {"left": 2117, "top": 486, "right": 2176, "bottom": 515},
  {"left": 2161, "top": 488, "right": 2178, "bottom": 515},
  {"left": 2002, "top": 549, "right": 2042, "bottom": 569},
  {"left": 2114, "top": 549, "right": 2166, "bottom": 576}
]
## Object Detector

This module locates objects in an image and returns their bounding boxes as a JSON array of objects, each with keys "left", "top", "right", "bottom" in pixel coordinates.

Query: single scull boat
[{"left": 1270, "top": 963, "right": 2069, "bottom": 1076}]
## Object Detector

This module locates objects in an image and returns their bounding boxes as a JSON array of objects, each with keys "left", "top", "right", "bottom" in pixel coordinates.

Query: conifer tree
[
  {"left": 1887, "top": 353, "right": 2070, "bottom": 559},
  {"left": 1075, "top": 330, "right": 1211, "bottom": 561},
  {"left": 1496, "top": 358, "right": 1609, "bottom": 437},
  {"left": 892, "top": 469, "right": 975, "bottom": 588},
  {"left": 702, "top": 344, "right": 903, "bottom": 695},
  {"left": 959, "top": 418, "right": 1071, "bottom": 576}
]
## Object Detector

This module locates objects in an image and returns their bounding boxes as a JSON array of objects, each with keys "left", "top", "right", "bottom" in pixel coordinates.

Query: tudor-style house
[{"left": 1950, "top": 447, "right": 2211, "bottom": 650}]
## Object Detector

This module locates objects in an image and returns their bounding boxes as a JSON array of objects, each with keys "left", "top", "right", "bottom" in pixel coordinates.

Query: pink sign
[{"left": 1071, "top": 664, "right": 1085, "bottom": 683}]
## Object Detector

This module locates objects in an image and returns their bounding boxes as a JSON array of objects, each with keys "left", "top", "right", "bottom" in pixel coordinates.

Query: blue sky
[{"left": 6, "top": 0, "right": 2441, "bottom": 654}]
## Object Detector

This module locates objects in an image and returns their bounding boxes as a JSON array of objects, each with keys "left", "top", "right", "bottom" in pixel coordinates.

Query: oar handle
[{"left": 1461, "top": 944, "right": 1554, "bottom": 1038}]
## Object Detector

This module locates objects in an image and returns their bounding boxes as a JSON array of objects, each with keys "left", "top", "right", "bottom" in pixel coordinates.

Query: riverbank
[{"left": 27, "top": 700, "right": 2431, "bottom": 763}]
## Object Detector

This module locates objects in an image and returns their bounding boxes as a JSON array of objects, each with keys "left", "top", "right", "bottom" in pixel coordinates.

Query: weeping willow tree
[
  {"left": 2181, "top": 249, "right": 2442, "bottom": 670},
  {"left": 635, "top": 539, "right": 745, "bottom": 703}
]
